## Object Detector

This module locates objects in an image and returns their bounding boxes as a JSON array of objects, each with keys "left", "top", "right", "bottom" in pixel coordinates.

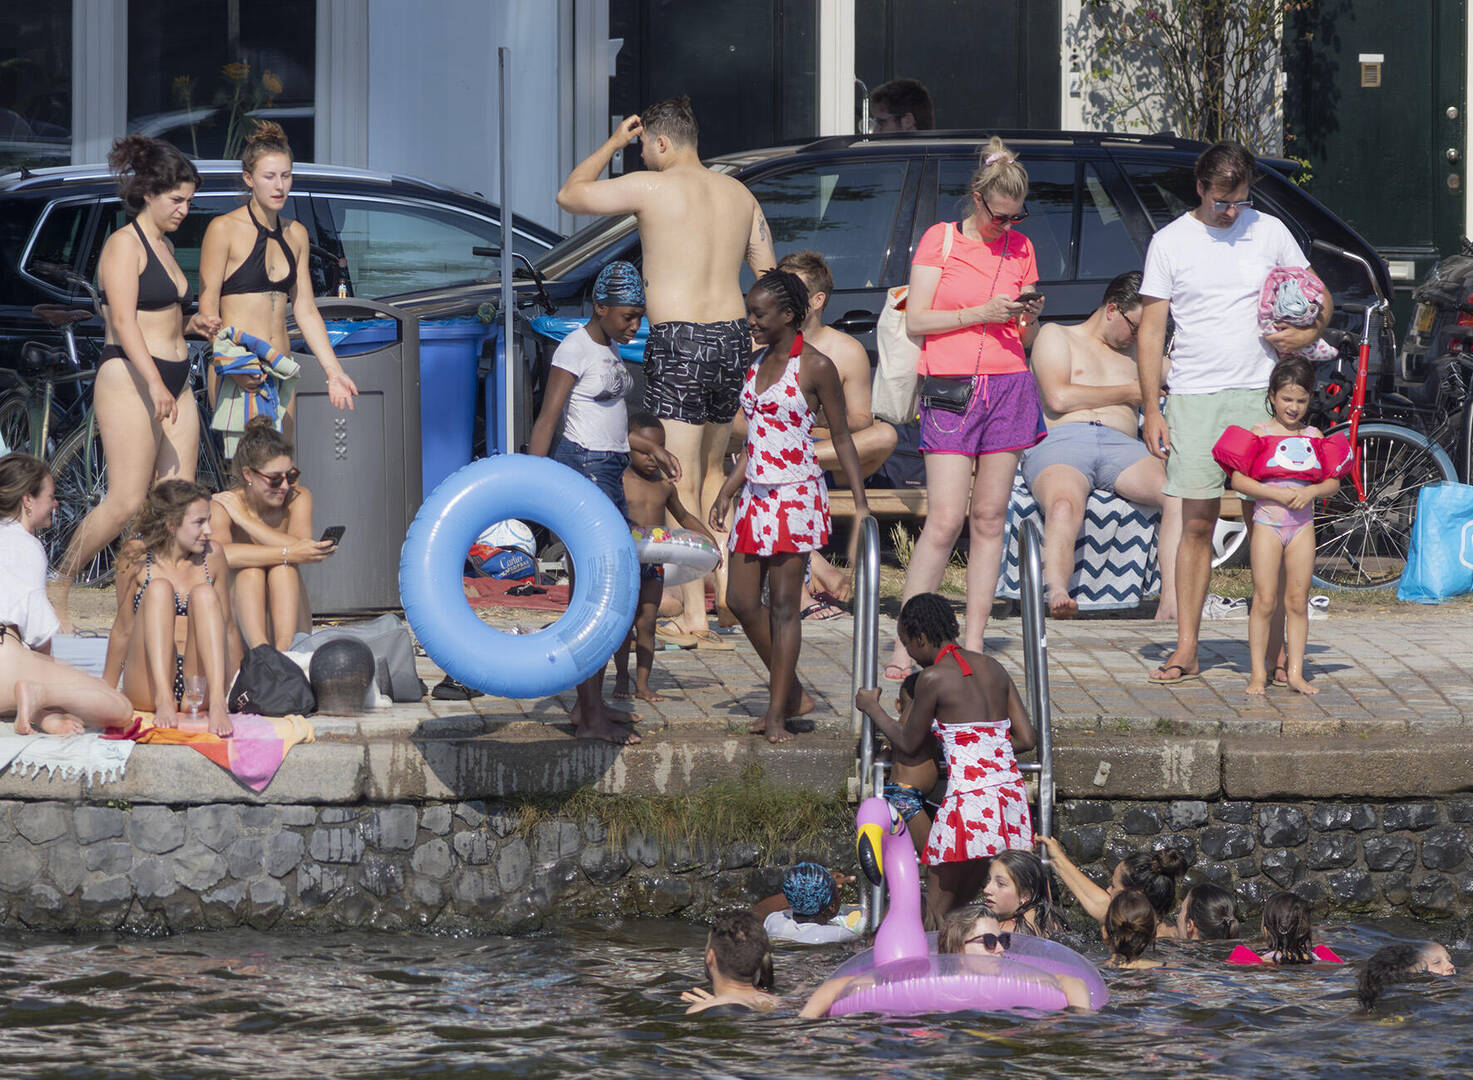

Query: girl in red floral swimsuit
[
  {"left": 711, "top": 269, "right": 871, "bottom": 744},
  {"left": 857, "top": 592, "right": 1036, "bottom": 927}
]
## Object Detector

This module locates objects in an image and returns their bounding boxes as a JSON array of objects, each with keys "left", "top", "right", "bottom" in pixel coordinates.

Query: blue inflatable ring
[{"left": 399, "top": 454, "right": 639, "bottom": 698}]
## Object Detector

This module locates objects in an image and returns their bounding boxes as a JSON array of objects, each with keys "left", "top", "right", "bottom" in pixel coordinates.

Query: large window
[
  {"left": 127, "top": 1, "right": 315, "bottom": 161},
  {"left": 747, "top": 159, "right": 909, "bottom": 292},
  {"left": 312, "top": 197, "right": 529, "bottom": 298},
  {"left": 0, "top": 2, "right": 71, "bottom": 172}
]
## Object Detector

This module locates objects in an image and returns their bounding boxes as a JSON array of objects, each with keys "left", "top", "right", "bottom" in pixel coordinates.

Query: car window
[
  {"left": 1120, "top": 162, "right": 1198, "bottom": 229},
  {"left": 936, "top": 158, "right": 1075, "bottom": 280},
  {"left": 26, "top": 201, "right": 92, "bottom": 276},
  {"left": 746, "top": 159, "right": 908, "bottom": 291},
  {"left": 1078, "top": 165, "right": 1141, "bottom": 280},
  {"left": 315, "top": 197, "right": 538, "bottom": 296},
  {"left": 86, "top": 195, "right": 276, "bottom": 288}
]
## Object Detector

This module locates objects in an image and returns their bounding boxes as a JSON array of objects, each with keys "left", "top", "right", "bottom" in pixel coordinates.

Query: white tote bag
[{"left": 871, "top": 222, "right": 956, "bottom": 425}]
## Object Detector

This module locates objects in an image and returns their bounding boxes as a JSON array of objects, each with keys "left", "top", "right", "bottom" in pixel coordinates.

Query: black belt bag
[{"left": 918, "top": 375, "right": 973, "bottom": 414}]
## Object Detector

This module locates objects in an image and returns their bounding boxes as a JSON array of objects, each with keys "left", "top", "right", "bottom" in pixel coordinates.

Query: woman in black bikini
[
  {"left": 198, "top": 121, "right": 357, "bottom": 441},
  {"left": 107, "top": 479, "right": 233, "bottom": 735},
  {"left": 52, "top": 136, "right": 222, "bottom": 631}
]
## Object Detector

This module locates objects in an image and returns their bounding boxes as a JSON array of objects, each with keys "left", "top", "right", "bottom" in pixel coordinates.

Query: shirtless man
[
  {"left": 1020, "top": 272, "right": 1181, "bottom": 619},
  {"left": 557, "top": 97, "right": 775, "bottom": 646},
  {"left": 679, "top": 912, "right": 778, "bottom": 1015}
]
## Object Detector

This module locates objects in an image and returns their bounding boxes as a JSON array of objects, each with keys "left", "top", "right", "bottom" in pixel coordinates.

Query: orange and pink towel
[{"left": 105, "top": 713, "right": 315, "bottom": 792}]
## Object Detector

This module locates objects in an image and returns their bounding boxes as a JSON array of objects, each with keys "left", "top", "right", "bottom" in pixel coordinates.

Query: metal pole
[
  {"left": 498, "top": 47, "right": 516, "bottom": 455},
  {"left": 848, "top": 512, "right": 881, "bottom": 932},
  {"left": 1019, "top": 520, "right": 1054, "bottom": 851}
]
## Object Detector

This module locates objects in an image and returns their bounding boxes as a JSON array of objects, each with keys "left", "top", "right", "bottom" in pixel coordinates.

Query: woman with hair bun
[
  {"left": 1104, "top": 890, "right": 1163, "bottom": 969},
  {"left": 198, "top": 120, "right": 358, "bottom": 444},
  {"left": 208, "top": 416, "right": 335, "bottom": 661},
  {"left": 1039, "top": 835, "right": 1187, "bottom": 937},
  {"left": 885, "top": 136, "right": 1046, "bottom": 680},
  {"left": 52, "top": 135, "right": 223, "bottom": 632},
  {"left": 1176, "top": 882, "right": 1240, "bottom": 941},
  {"left": 0, "top": 453, "right": 133, "bottom": 734},
  {"left": 106, "top": 479, "right": 234, "bottom": 735}
]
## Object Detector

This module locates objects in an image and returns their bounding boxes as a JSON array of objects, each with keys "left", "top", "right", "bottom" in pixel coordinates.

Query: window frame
[{"left": 18, "top": 195, "right": 105, "bottom": 300}]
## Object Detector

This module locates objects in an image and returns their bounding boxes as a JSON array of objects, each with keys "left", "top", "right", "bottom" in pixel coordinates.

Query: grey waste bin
[{"left": 297, "top": 299, "right": 421, "bottom": 614}]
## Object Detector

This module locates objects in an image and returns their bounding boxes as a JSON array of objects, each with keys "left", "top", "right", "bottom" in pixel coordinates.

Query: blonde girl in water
[
  {"left": 52, "top": 136, "right": 223, "bottom": 631},
  {"left": 198, "top": 121, "right": 358, "bottom": 440}
]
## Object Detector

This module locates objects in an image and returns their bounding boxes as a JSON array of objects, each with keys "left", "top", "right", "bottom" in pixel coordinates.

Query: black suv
[
  {"left": 0, "top": 160, "right": 561, "bottom": 365},
  {"left": 387, "top": 128, "right": 1392, "bottom": 355}
]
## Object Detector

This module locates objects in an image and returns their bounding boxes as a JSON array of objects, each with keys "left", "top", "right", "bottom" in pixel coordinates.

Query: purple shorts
[{"left": 919, "top": 370, "right": 1047, "bottom": 456}]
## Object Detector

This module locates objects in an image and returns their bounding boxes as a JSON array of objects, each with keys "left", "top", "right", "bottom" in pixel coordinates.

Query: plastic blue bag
[{"left": 1397, "top": 482, "right": 1473, "bottom": 603}]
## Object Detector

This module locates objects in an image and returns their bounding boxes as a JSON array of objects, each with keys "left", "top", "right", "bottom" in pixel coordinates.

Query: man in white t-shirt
[{"left": 1137, "top": 142, "right": 1330, "bottom": 685}]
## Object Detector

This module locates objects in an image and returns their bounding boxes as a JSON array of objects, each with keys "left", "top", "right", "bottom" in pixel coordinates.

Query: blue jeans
[{"left": 553, "top": 441, "right": 629, "bottom": 519}]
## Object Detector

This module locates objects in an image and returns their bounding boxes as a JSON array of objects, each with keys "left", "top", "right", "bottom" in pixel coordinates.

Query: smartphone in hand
[
  {"left": 1015, "top": 291, "right": 1044, "bottom": 303},
  {"left": 320, "top": 525, "right": 346, "bottom": 546}
]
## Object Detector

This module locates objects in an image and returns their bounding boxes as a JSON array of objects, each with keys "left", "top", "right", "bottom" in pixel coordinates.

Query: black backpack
[{"left": 228, "top": 644, "right": 317, "bottom": 716}]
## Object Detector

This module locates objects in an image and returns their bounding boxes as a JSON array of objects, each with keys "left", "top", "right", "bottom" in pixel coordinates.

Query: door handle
[
  {"left": 1448, "top": 148, "right": 1461, "bottom": 163},
  {"left": 831, "top": 310, "right": 878, "bottom": 333}
]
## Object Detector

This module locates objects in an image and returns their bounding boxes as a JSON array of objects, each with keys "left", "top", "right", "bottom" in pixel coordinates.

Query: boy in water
[
  {"left": 883, "top": 673, "right": 938, "bottom": 857},
  {"left": 680, "top": 911, "right": 778, "bottom": 1015},
  {"left": 616, "top": 412, "right": 721, "bottom": 702}
]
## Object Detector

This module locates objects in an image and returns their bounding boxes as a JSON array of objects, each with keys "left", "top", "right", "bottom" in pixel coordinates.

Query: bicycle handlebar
[
  {"left": 1311, "top": 238, "right": 1387, "bottom": 307},
  {"left": 28, "top": 260, "right": 102, "bottom": 318}
]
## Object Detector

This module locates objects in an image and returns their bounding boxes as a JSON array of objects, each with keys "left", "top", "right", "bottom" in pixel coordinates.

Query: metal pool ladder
[{"left": 849, "top": 516, "right": 1056, "bottom": 933}]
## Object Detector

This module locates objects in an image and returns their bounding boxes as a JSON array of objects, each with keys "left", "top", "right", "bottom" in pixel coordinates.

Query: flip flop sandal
[
  {"left": 688, "top": 628, "right": 736, "bottom": 651},
  {"left": 654, "top": 621, "right": 700, "bottom": 649},
  {"left": 1149, "top": 664, "right": 1201, "bottom": 686},
  {"left": 800, "top": 602, "right": 847, "bottom": 621},
  {"left": 1271, "top": 665, "right": 1290, "bottom": 687}
]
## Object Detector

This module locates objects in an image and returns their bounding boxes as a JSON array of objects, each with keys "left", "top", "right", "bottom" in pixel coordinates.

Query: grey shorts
[{"left": 1020, "top": 421, "right": 1150, "bottom": 493}]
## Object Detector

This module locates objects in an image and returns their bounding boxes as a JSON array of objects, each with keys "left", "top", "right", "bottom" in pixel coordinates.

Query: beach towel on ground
[
  {"left": 0, "top": 731, "right": 135, "bottom": 784},
  {"left": 107, "top": 713, "right": 315, "bottom": 792}
]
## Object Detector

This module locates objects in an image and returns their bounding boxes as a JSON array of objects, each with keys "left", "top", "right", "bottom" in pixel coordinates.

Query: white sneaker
[
  {"left": 1308, "top": 595, "right": 1330, "bottom": 620},
  {"left": 1201, "top": 593, "right": 1249, "bottom": 620}
]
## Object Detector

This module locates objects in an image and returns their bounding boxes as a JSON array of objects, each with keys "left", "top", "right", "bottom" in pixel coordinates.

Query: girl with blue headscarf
[{"left": 527, "top": 261, "right": 681, "bottom": 744}]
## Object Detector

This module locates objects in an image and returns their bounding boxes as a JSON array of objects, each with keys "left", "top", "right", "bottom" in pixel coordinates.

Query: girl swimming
[
  {"left": 1104, "top": 890, "right": 1162, "bottom": 969},
  {"left": 1176, "top": 883, "right": 1240, "bottom": 941},
  {"left": 983, "top": 850, "right": 1070, "bottom": 939},
  {"left": 1039, "top": 836, "right": 1187, "bottom": 937},
  {"left": 1228, "top": 890, "right": 1342, "bottom": 965}
]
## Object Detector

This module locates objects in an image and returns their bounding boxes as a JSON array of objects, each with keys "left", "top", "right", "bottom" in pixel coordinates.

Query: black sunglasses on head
[{"left": 966, "top": 931, "right": 1011, "bottom": 951}]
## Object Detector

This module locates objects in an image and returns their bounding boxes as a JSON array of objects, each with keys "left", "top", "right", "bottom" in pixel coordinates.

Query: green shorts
[{"left": 1163, "top": 387, "right": 1268, "bottom": 500}]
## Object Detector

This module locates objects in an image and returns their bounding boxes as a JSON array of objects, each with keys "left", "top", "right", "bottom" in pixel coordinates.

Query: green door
[{"left": 1285, "top": 0, "right": 1466, "bottom": 307}]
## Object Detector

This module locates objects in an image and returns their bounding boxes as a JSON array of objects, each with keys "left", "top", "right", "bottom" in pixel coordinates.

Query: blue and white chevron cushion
[{"left": 998, "top": 475, "right": 1161, "bottom": 610}]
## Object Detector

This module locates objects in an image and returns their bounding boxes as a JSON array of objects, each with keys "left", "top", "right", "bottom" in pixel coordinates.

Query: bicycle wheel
[
  {"left": 0, "top": 393, "right": 32, "bottom": 456},
  {"left": 1313, "top": 422, "right": 1457, "bottom": 589},
  {"left": 45, "top": 420, "right": 117, "bottom": 587}
]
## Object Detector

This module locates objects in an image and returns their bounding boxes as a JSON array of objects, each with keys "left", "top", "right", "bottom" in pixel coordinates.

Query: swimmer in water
[
  {"left": 1175, "top": 883, "right": 1240, "bottom": 941},
  {"left": 1039, "top": 836, "right": 1187, "bottom": 938},
  {"left": 1357, "top": 941, "right": 1457, "bottom": 1010},
  {"left": 1103, "top": 891, "right": 1162, "bottom": 970},
  {"left": 751, "top": 861, "right": 860, "bottom": 945},
  {"left": 983, "top": 850, "right": 1070, "bottom": 939},
  {"left": 681, "top": 911, "right": 778, "bottom": 1015}
]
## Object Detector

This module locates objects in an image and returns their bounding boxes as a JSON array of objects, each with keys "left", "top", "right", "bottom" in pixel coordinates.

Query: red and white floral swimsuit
[
  {"left": 922, "top": 644, "right": 1034, "bottom": 865},
  {"left": 729, "top": 335, "right": 831, "bottom": 557}
]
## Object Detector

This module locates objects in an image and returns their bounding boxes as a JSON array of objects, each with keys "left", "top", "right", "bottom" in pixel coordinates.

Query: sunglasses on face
[
  {"left": 253, "top": 467, "right": 301, "bottom": 488},
  {"left": 1210, "top": 197, "right": 1253, "bottom": 214},
  {"left": 966, "top": 931, "right": 1011, "bottom": 951},
  {"left": 979, "top": 194, "right": 1030, "bottom": 225},
  {"left": 1118, "top": 309, "right": 1139, "bottom": 336}
]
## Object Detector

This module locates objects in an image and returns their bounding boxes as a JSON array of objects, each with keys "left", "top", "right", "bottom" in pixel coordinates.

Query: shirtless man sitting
[
  {"left": 1020, "top": 272, "right": 1180, "bottom": 619},
  {"left": 557, "top": 97, "right": 775, "bottom": 647}
]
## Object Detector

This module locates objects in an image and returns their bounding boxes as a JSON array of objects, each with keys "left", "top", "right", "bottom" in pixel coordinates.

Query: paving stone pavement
[{"left": 333, "top": 605, "right": 1473, "bottom": 744}]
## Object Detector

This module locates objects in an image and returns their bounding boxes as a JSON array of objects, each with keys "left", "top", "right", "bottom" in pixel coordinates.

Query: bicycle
[
  {"left": 1, "top": 262, "right": 103, "bottom": 457},
  {"left": 1308, "top": 239, "right": 1458, "bottom": 589}
]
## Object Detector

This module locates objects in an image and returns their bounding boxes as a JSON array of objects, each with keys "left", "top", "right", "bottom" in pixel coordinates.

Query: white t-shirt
[
  {"left": 552, "top": 325, "right": 633, "bottom": 452},
  {"left": 0, "top": 518, "right": 59, "bottom": 648},
  {"left": 763, "top": 906, "right": 864, "bottom": 945},
  {"left": 1140, "top": 208, "right": 1309, "bottom": 394}
]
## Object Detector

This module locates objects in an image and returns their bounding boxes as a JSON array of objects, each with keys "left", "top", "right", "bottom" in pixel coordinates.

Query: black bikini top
[
  {"left": 219, "top": 203, "right": 298, "bottom": 297},
  {"left": 101, "top": 219, "right": 189, "bottom": 311}
]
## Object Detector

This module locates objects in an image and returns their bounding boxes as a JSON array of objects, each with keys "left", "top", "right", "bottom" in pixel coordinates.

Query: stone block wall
[
  {"left": 1056, "top": 798, "right": 1473, "bottom": 919},
  {"left": 2, "top": 795, "right": 1471, "bottom": 932}
]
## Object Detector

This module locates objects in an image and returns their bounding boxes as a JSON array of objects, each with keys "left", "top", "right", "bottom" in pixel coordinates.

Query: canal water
[{"left": 0, "top": 917, "right": 1467, "bottom": 1078}]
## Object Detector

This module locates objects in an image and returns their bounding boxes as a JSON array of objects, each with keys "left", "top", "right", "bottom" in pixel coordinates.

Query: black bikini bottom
[{"left": 100, "top": 345, "right": 191, "bottom": 399}]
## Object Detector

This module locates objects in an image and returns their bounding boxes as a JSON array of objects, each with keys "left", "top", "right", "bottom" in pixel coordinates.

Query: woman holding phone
[
  {"left": 884, "top": 137, "right": 1046, "bottom": 680},
  {"left": 208, "top": 417, "right": 334, "bottom": 660}
]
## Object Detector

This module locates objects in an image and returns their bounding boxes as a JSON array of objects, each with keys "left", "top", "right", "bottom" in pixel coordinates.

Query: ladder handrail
[
  {"left": 849, "top": 513, "right": 882, "bottom": 932},
  {"left": 1018, "top": 519, "right": 1055, "bottom": 852}
]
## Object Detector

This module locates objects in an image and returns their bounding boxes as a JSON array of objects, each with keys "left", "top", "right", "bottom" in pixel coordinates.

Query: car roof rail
[{"left": 797, "top": 128, "right": 1204, "bottom": 154}]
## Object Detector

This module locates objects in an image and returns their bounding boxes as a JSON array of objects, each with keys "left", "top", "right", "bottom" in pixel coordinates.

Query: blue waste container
[{"left": 324, "top": 316, "right": 491, "bottom": 496}]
